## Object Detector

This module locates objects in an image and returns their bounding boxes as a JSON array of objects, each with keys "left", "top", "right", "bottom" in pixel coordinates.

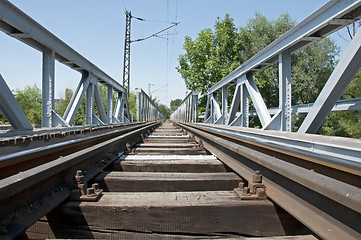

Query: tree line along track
[{"left": 0, "top": 120, "right": 359, "bottom": 239}]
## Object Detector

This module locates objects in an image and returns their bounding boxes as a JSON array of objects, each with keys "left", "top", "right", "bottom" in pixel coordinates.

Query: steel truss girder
[
  {"left": 0, "top": 1, "right": 126, "bottom": 94},
  {"left": 204, "top": 92, "right": 221, "bottom": 124},
  {"left": 197, "top": 0, "right": 361, "bottom": 133},
  {"left": 298, "top": 26, "right": 361, "bottom": 133},
  {"left": 0, "top": 1, "right": 130, "bottom": 130},
  {"left": 208, "top": 0, "right": 361, "bottom": 94},
  {"left": 206, "top": 73, "right": 272, "bottom": 127},
  {"left": 170, "top": 91, "right": 199, "bottom": 122},
  {"left": 136, "top": 88, "right": 163, "bottom": 122}
]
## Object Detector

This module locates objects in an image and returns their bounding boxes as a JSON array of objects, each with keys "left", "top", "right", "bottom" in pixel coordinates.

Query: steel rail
[
  {"left": 0, "top": 121, "right": 160, "bottom": 240},
  {"left": 0, "top": 122, "right": 141, "bottom": 157},
  {"left": 175, "top": 121, "right": 361, "bottom": 240},
  {"left": 189, "top": 123, "right": 361, "bottom": 187},
  {"left": 0, "top": 122, "right": 158, "bottom": 180}
]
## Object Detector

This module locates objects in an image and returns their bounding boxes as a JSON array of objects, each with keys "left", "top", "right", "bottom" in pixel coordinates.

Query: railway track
[{"left": 0, "top": 121, "right": 360, "bottom": 239}]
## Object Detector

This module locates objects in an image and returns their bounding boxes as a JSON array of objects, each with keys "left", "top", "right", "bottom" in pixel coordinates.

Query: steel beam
[
  {"left": 107, "top": 86, "right": 113, "bottom": 123},
  {"left": 42, "top": 48, "right": 55, "bottom": 128},
  {"left": 227, "top": 84, "right": 240, "bottom": 125},
  {"left": 0, "top": 1, "right": 126, "bottom": 94},
  {"left": 0, "top": 74, "right": 33, "bottom": 130},
  {"left": 299, "top": 27, "right": 361, "bottom": 133},
  {"left": 191, "top": 92, "right": 198, "bottom": 123},
  {"left": 86, "top": 82, "right": 94, "bottom": 125},
  {"left": 135, "top": 88, "right": 163, "bottom": 121},
  {"left": 208, "top": 0, "right": 361, "bottom": 95},
  {"left": 93, "top": 82, "right": 107, "bottom": 123},
  {"left": 217, "top": 86, "right": 228, "bottom": 125},
  {"left": 279, "top": 51, "right": 292, "bottom": 131},
  {"left": 249, "top": 98, "right": 361, "bottom": 117},
  {"left": 240, "top": 83, "right": 249, "bottom": 127},
  {"left": 244, "top": 73, "right": 271, "bottom": 127},
  {"left": 63, "top": 74, "right": 90, "bottom": 125}
]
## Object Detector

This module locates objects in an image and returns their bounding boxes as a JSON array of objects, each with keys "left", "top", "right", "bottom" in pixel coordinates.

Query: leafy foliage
[
  {"left": 0, "top": 85, "right": 42, "bottom": 125},
  {"left": 170, "top": 99, "right": 182, "bottom": 111},
  {"left": 157, "top": 103, "right": 171, "bottom": 119},
  {"left": 318, "top": 68, "right": 361, "bottom": 138},
  {"left": 177, "top": 12, "right": 353, "bottom": 137},
  {"left": 128, "top": 91, "right": 137, "bottom": 121}
]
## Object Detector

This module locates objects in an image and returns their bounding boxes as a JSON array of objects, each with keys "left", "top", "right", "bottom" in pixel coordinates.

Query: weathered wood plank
[
  {"left": 28, "top": 220, "right": 262, "bottom": 239},
  {"left": 151, "top": 132, "right": 186, "bottom": 136},
  {"left": 27, "top": 220, "right": 316, "bottom": 240},
  {"left": 134, "top": 147, "right": 207, "bottom": 155},
  {"left": 94, "top": 172, "right": 240, "bottom": 191},
  {"left": 137, "top": 143, "right": 197, "bottom": 148},
  {"left": 109, "top": 159, "right": 227, "bottom": 172},
  {"left": 28, "top": 191, "right": 303, "bottom": 237}
]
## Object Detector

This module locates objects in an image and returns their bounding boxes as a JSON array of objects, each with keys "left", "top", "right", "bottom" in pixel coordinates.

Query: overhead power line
[
  {"left": 122, "top": 10, "right": 179, "bottom": 96},
  {"left": 131, "top": 22, "right": 179, "bottom": 43}
]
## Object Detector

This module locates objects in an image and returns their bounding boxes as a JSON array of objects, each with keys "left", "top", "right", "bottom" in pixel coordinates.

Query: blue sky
[{"left": 0, "top": 0, "right": 352, "bottom": 106}]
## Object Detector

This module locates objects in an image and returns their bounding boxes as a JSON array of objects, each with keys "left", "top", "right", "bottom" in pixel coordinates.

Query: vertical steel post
[
  {"left": 86, "top": 83, "right": 94, "bottom": 125},
  {"left": 107, "top": 86, "right": 113, "bottom": 123},
  {"left": 42, "top": 48, "right": 55, "bottom": 127},
  {"left": 279, "top": 51, "right": 292, "bottom": 131},
  {"left": 119, "top": 92, "right": 124, "bottom": 122},
  {"left": 241, "top": 83, "right": 249, "bottom": 127},
  {"left": 222, "top": 86, "right": 228, "bottom": 124}
]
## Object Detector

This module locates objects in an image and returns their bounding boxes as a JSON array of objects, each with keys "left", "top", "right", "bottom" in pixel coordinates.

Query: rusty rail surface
[
  {"left": 175, "top": 121, "right": 361, "bottom": 240},
  {"left": 0, "top": 122, "right": 153, "bottom": 179},
  {"left": 0, "top": 121, "right": 160, "bottom": 239}
]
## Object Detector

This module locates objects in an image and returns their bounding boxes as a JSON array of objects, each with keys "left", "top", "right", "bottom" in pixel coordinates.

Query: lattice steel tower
[{"left": 122, "top": 11, "right": 131, "bottom": 96}]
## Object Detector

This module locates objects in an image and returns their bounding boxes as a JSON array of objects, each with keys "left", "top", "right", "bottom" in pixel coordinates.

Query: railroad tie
[{"left": 26, "top": 121, "right": 313, "bottom": 239}]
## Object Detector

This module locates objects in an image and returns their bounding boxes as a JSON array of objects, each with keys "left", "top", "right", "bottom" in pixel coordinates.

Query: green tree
[
  {"left": 128, "top": 91, "right": 137, "bottom": 121},
  {"left": 0, "top": 85, "right": 42, "bottom": 125},
  {"left": 177, "top": 14, "right": 243, "bottom": 95},
  {"left": 177, "top": 12, "right": 339, "bottom": 125},
  {"left": 170, "top": 99, "right": 182, "bottom": 111},
  {"left": 14, "top": 85, "right": 42, "bottom": 125},
  {"left": 318, "top": 68, "right": 361, "bottom": 138},
  {"left": 157, "top": 103, "right": 171, "bottom": 119}
]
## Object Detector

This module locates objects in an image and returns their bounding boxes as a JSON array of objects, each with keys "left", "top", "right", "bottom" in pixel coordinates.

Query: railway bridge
[{"left": 0, "top": 1, "right": 361, "bottom": 239}]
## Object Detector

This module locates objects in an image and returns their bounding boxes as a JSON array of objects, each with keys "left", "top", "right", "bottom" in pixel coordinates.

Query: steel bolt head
[
  {"left": 76, "top": 170, "right": 83, "bottom": 176},
  {"left": 86, "top": 188, "right": 96, "bottom": 196},
  {"left": 92, "top": 183, "right": 99, "bottom": 190},
  {"left": 242, "top": 187, "right": 250, "bottom": 194},
  {"left": 76, "top": 175, "right": 84, "bottom": 182},
  {"left": 253, "top": 171, "right": 262, "bottom": 183}
]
